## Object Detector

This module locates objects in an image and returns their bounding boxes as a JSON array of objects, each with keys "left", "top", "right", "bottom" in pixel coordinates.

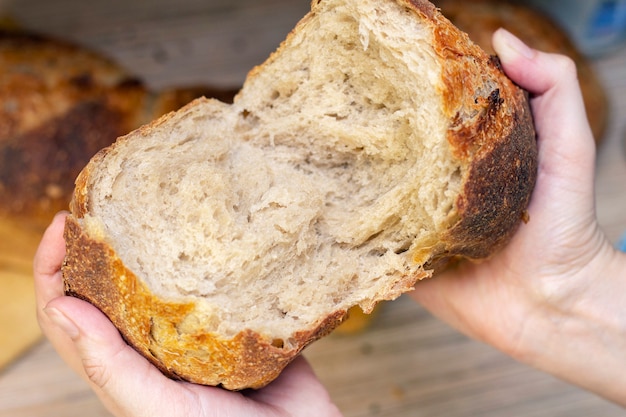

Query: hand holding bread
[
  {"left": 35, "top": 3, "right": 626, "bottom": 414},
  {"left": 61, "top": 0, "right": 536, "bottom": 390},
  {"left": 36, "top": 212, "right": 342, "bottom": 416},
  {"left": 412, "top": 28, "right": 626, "bottom": 407}
]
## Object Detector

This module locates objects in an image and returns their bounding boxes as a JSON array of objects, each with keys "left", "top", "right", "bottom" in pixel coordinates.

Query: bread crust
[
  {"left": 406, "top": 0, "right": 537, "bottom": 260},
  {"left": 63, "top": 0, "right": 537, "bottom": 390},
  {"left": 64, "top": 215, "right": 346, "bottom": 389}
]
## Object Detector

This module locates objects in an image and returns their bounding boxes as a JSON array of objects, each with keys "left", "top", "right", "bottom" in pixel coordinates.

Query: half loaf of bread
[{"left": 62, "top": 0, "right": 537, "bottom": 390}]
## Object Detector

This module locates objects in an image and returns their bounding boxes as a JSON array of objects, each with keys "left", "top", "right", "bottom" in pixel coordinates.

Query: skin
[
  {"left": 34, "top": 29, "right": 626, "bottom": 416},
  {"left": 411, "top": 28, "right": 626, "bottom": 406}
]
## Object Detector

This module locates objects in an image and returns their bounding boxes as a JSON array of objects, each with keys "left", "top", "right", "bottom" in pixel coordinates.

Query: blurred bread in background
[{"left": 0, "top": 28, "right": 237, "bottom": 233}]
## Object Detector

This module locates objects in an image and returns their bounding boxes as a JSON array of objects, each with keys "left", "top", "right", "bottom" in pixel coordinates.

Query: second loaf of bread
[{"left": 62, "top": 0, "right": 537, "bottom": 390}]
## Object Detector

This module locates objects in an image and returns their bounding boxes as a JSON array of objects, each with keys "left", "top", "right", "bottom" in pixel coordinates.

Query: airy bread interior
[{"left": 79, "top": 0, "right": 462, "bottom": 348}]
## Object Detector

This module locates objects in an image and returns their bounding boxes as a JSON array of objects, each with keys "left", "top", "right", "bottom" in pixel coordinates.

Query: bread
[
  {"left": 0, "top": 30, "right": 237, "bottom": 230},
  {"left": 62, "top": 0, "right": 537, "bottom": 390},
  {"left": 434, "top": 0, "right": 609, "bottom": 143}
]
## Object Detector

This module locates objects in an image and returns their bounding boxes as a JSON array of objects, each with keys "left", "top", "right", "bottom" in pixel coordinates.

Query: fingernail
[
  {"left": 496, "top": 28, "right": 535, "bottom": 60},
  {"left": 45, "top": 307, "right": 80, "bottom": 339}
]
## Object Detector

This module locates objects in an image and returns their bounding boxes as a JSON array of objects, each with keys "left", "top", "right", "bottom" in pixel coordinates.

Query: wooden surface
[
  {"left": 0, "top": 1, "right": 625, "bottom": 416},
  {"left": 0, "top": 220, "right": 43, "bottom": 370}
]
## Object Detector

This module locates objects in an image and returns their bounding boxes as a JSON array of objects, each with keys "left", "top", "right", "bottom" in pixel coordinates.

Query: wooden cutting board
[{"left": 0, "top": 219, "right": 46, "bottom": 370}]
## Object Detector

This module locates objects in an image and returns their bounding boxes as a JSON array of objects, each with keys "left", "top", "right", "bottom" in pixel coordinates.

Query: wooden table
[{"left": 1, "top": 1, "right": 625, "bottom": 416}]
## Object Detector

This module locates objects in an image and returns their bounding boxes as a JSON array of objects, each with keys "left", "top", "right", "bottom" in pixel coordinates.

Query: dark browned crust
[
  {"left": 63, "top": 216, "right": 347, "bottom": 390},
  {"left": 0, "top": 90, "right": 144, "bottom": 225},
  {"left": 444, "top": 94, "right": 536, "bottom": 258}
]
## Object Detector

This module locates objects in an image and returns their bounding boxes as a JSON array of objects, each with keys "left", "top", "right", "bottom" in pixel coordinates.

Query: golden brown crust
[
  {"left": 64, "top": 216, "right": 346, "bottom": 389},
  {"left": 153, "top": 85, "right": 239, "bottom": 113},
  {"left": 62, "top": 0, "right": 538, "bottom": 390}
]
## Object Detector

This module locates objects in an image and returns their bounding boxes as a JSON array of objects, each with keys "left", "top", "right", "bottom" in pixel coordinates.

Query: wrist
[{"left": 510, "top": 244, "right": 626, "bottom": 405}]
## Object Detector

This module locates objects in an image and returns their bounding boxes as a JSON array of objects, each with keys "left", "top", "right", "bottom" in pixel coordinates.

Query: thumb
[
  {"left": 492, "top": 28, "right": 595, "bottom": 167},
  {"left": 44, "top": 296, "right": 196, "bottom": 417},
  {"left": 492, "top": 28, "right": 596, "bottom": 219},
  {"left": 492, "top": 27, "right": 582, "bottom": 98},
  {"left": 44, "top": 297, "right": 339, "bottom": 417},
  {"left": 491, "top": 28, "right": 605, "bottom": 273}
]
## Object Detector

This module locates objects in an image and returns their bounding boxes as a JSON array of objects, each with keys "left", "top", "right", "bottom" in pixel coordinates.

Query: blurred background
[{"left": 0, "top": 1, "right": 625, "bottom": 416}]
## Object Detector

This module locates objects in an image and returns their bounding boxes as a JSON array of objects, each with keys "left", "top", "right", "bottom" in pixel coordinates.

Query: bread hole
[
  {"left": 360, "top": 229, "right": 383, "bottom": 246},
  {"left": 213, "top": 277, "right": 228, "bottom": 290},
  {"left": 451, "top": 167, "right": 462, "bottom": 183},
  {"left": 431, "top": 193, "right": 439, "bottom": 210},
  {"left": 176, "top": 135, "right": 197, "bottom": 147},
  {"left": 160, "top": 183, "right": 179, "bottom": 196},
  {"left": 186, "top": 213, "right": 200, "bottom": 224},
  {"left": 270, "top": 90, "right": 280, "bottom": 100},
  {"left": 148, "top": 318, "right": 157, "bottom": 342},
  {"left": 343, "top": 41, "right": 357, "bottom": 51},
  {"left": 240, "top": 109, "right": 252, "bottom": 119},
  {"left": 274, "top": 224, "right": 288, "bottom": 234},
  {"left": 394, "top": 243, "right": 410, "bottom": 255},
  {"left": 271, "top": 338, "right": 284, "bottom": 349},
  {"left": 368, "top": 247, "right": 387, "bottom": 257},
  {"left": 324, "top": 113, "right": 348, "bottom": 121},
  {"left": 178, "top": 252, "right": 190, "bottom": 262}
]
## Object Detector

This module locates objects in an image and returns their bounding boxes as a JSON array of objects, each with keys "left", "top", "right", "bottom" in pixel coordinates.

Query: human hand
[
  {"left": 35, "top": 212, "right": 342, "bottom": 417},
  {"left": 411, "top": 28, "right": 626, "bottom": 405}
]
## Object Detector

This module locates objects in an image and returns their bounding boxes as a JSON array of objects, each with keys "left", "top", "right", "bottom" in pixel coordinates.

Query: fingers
[
  {"left": 32, "top": 211, "right": 98, "bottom": 381},
  {"left": 44, "top": 295, "right": 194, "bottom": 417},
  {"left": 33, "top": 212, "right": 188, "bottom": 415},
  {"left": 43, "top": 296, "right": 341, "bottom": 417},
  {"left": 492, "top": 28, "right": 577, "bottom": 95},
  {"left": 33, "top": 211, "right": 68, "bottom": 309},
  {"left": 247, "top": 356, "right": 343, "bottom": 417},
  {"left": 492, "top": 28, "right": 596, "bottom": 215},
  {"left": 33, "top": 211, "right": 88, "bottom": 377},
  {"left": 492, "top": 27, "right": 591, "bottom": 139},
  {"left": 493, "top": 27, "right": 593, "bottom": 141}
]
